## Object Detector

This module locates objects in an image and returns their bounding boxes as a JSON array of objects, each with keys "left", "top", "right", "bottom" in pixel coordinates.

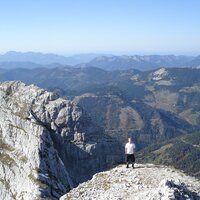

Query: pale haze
[{"left": 0, "top": 0, "right": 200, "bottom": 55}]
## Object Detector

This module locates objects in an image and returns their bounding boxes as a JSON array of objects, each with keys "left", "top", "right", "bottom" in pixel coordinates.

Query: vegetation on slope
[{"left": 137, "top": 132, "right": 200, "bottom": 179}]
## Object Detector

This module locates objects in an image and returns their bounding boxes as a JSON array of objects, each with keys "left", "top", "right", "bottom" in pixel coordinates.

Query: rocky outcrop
[
  {"left": 0, "top": 81, "right": 123, "bottom": 199},
  {"left": 60, "top": 164, "right": 200, "bottom": 200},
  {"left": 73, "top": 94, "right": 145, "bottom": 144}
]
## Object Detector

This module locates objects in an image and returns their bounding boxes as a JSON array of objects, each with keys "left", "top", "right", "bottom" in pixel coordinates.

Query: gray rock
[
  {"left": 0, "top": 81, "right": 123, "bottom": 199},
  {"left": 60, "top": 164, "right": 200, "bottom": 200}
]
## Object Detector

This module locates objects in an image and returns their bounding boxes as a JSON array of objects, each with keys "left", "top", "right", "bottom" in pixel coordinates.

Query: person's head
[{"left": 128, "top": 137, "right": 132, "bottom": 143}]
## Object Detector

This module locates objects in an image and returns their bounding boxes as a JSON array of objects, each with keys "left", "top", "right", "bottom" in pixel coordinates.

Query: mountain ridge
[
  {"left": 60, "top": 164, "right": 200, "bottom": 200},
  {"left": 0, "top": 51, "right": 109, "bottom": 66},
  {"left": 85, "top": 55, "right": 196, "bottom": 71},
  {"left": 1, "top": 51, "right": 200, "bottom": 70}
]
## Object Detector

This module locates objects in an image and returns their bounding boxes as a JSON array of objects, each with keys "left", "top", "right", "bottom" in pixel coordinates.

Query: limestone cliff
[{"left": 0, "top": 81, "right": 122, "bottom": 200}]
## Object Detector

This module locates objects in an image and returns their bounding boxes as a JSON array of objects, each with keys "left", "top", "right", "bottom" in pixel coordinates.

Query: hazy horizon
[
  {"left": 1, "top": 0, "right": 200, "bottom": 55},
  {"left": 0, "top": 50, "right": 199, "bottom": 57}
]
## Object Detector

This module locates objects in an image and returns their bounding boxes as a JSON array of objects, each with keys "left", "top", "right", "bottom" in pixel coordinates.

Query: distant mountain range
[
  {"left": 85, "top": 55, "right": 196, "bottom": 71},
  {"left": 0, "top": 51, "right": 107, "bottom": 67},
  {"left": 0, "top": 66, "right": 139, "bottom": 92},
  {"left": 1, "top": 51, "right": 200, "bottom": 71}
]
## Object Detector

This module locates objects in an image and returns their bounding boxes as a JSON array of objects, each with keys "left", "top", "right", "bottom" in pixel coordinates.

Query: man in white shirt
[{"left": 125, "top": 137, "right": 136, "bottom": 168}]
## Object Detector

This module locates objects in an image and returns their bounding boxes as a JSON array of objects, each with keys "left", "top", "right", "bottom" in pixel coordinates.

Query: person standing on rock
[{"left": 125, "top": 137, "right": 136, "bottom": 168}]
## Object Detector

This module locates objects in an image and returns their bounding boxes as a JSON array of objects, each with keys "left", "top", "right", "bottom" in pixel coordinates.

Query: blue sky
[{"left": 0, "top": 0, "right": 200, "bottom": 55}]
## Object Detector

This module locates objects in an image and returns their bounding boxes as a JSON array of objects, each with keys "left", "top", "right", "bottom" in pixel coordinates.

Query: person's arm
[{"left": 125, "top": 144, "right": 127, "bottom": 154}]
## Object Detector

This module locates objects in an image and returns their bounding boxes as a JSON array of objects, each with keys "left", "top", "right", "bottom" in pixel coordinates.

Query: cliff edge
[
  {"left": 0, "top": 81, "right": 122, "bottom": 200},
  {"left": 61, "top": 164, "right": 200, "bottom": 200}
]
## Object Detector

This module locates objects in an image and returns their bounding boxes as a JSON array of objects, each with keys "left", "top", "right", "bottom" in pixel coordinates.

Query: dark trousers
[{"left": 126, "top": 154, "right": 135, "bottom": 167}]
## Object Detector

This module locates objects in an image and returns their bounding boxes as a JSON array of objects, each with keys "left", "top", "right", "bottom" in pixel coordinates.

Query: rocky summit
[
  {"left": 60, "top": 163, "right": 200, "bottom": 200},
  {"left": 0, "top": 81, "right": 122, "bottom": 200}
]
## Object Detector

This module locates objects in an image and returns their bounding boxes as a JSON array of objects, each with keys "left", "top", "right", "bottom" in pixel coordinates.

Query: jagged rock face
[
  {"left": 60, "top": 164, "right": 200, "bottom": 200},
  {"left": 0, "top": 83, "right": 72, "bottom": 200},
  {"left": 73, "top": 93, "right": 194, "bottom": 149},
  {"left": 73, "top": 94, "right": 144, "bottom": 144},
  {"left": 0, "top": 81, "right": 123, "bottom": 199}
]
